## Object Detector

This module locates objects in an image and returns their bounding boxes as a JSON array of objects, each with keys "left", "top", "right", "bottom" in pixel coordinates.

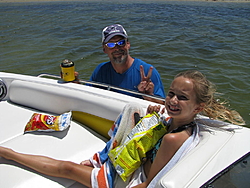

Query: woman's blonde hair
[{"left": 175, "top": 70, "right": 245, "bottom": 125}]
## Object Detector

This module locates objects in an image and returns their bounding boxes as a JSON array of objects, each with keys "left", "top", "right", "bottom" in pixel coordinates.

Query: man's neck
[{"left": 112, "top": 55, "right": 134, "bottom": 74}]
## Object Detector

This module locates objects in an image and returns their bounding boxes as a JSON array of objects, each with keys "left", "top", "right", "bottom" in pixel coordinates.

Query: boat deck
[{"left": 0, "top": 100, "right": 106, "bottom": 188}]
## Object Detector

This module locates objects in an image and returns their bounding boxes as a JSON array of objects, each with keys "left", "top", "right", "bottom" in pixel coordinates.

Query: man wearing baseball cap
[{"left": 90, "top": 24, "right": 165, "bottom": 101}]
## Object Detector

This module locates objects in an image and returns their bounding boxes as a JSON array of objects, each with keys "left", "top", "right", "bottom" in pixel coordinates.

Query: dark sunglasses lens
[{"left": 106, "top": 43, "right": 116, "bottom": 48}]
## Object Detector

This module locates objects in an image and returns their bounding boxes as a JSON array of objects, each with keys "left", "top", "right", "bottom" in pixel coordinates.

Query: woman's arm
[{"left": 0, "top": 146, "right": 93, "bottom": 187}]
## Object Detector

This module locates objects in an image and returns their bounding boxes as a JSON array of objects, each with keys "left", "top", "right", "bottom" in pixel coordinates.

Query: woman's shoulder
[{"left": 163, "top": 129, "right": 191, "bottom": 148}]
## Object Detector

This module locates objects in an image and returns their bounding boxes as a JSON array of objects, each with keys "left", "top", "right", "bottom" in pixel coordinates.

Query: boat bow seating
[
  {"left": 9, "top": 79, "right": 122, "bottom": 119},
  {"left": 8, "top": 79, "right": 149, "bottom": 138}
]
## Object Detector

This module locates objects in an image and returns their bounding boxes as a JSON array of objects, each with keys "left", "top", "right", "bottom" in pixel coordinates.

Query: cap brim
[{"left": 103, "top": 33, "right": 128, "bottom": 43}]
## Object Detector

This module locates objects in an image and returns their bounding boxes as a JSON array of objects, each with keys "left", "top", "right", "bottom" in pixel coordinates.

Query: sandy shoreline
[{"left": 1, "top": 0, "right": 250, "bottom": 3}]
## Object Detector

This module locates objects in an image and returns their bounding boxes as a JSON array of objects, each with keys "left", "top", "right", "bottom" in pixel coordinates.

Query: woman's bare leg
[{"left": 0, "top": 146, "right": 93, "bottom": 187}]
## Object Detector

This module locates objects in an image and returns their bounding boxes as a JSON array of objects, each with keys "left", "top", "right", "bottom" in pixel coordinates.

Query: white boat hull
[{"left": 0, "top": 72, "right": 249, "bottom": 188}]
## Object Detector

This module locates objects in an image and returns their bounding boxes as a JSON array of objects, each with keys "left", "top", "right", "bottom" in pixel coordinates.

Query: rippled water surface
[{"left": 0, "top": 1, "right": 249, "bottom": 125}]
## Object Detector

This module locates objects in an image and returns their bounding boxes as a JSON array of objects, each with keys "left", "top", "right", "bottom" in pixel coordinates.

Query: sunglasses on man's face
[{"left": 105, "top": 39, "right": 126, "bottom": 48}]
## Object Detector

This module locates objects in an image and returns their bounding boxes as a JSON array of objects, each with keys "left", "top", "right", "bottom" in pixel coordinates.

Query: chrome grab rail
[{"left": 37, "top": 73, "right": 165, "bottom": 102}]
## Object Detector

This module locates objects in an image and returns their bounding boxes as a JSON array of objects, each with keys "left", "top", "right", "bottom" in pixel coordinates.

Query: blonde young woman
[
  {"left": 133, "top": 70, "right": 245, "bottom": 188},
  {"left": 0, "top": 70, "right": 244, "bottom": 188}
]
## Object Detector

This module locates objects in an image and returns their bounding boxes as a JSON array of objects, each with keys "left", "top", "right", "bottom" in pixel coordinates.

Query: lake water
[{"left": 0, "top": 0, "right": 249, "bottom": 126}]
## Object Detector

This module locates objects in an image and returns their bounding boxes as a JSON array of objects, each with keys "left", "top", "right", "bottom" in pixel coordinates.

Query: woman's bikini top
[{"left": 147, "top": 118, "right": 196, "bottom": 163}]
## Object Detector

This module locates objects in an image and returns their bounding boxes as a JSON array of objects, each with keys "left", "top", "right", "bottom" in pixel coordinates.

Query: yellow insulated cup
[{"left": 61, "top": 59, "right": 75, "bottom": 82}]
